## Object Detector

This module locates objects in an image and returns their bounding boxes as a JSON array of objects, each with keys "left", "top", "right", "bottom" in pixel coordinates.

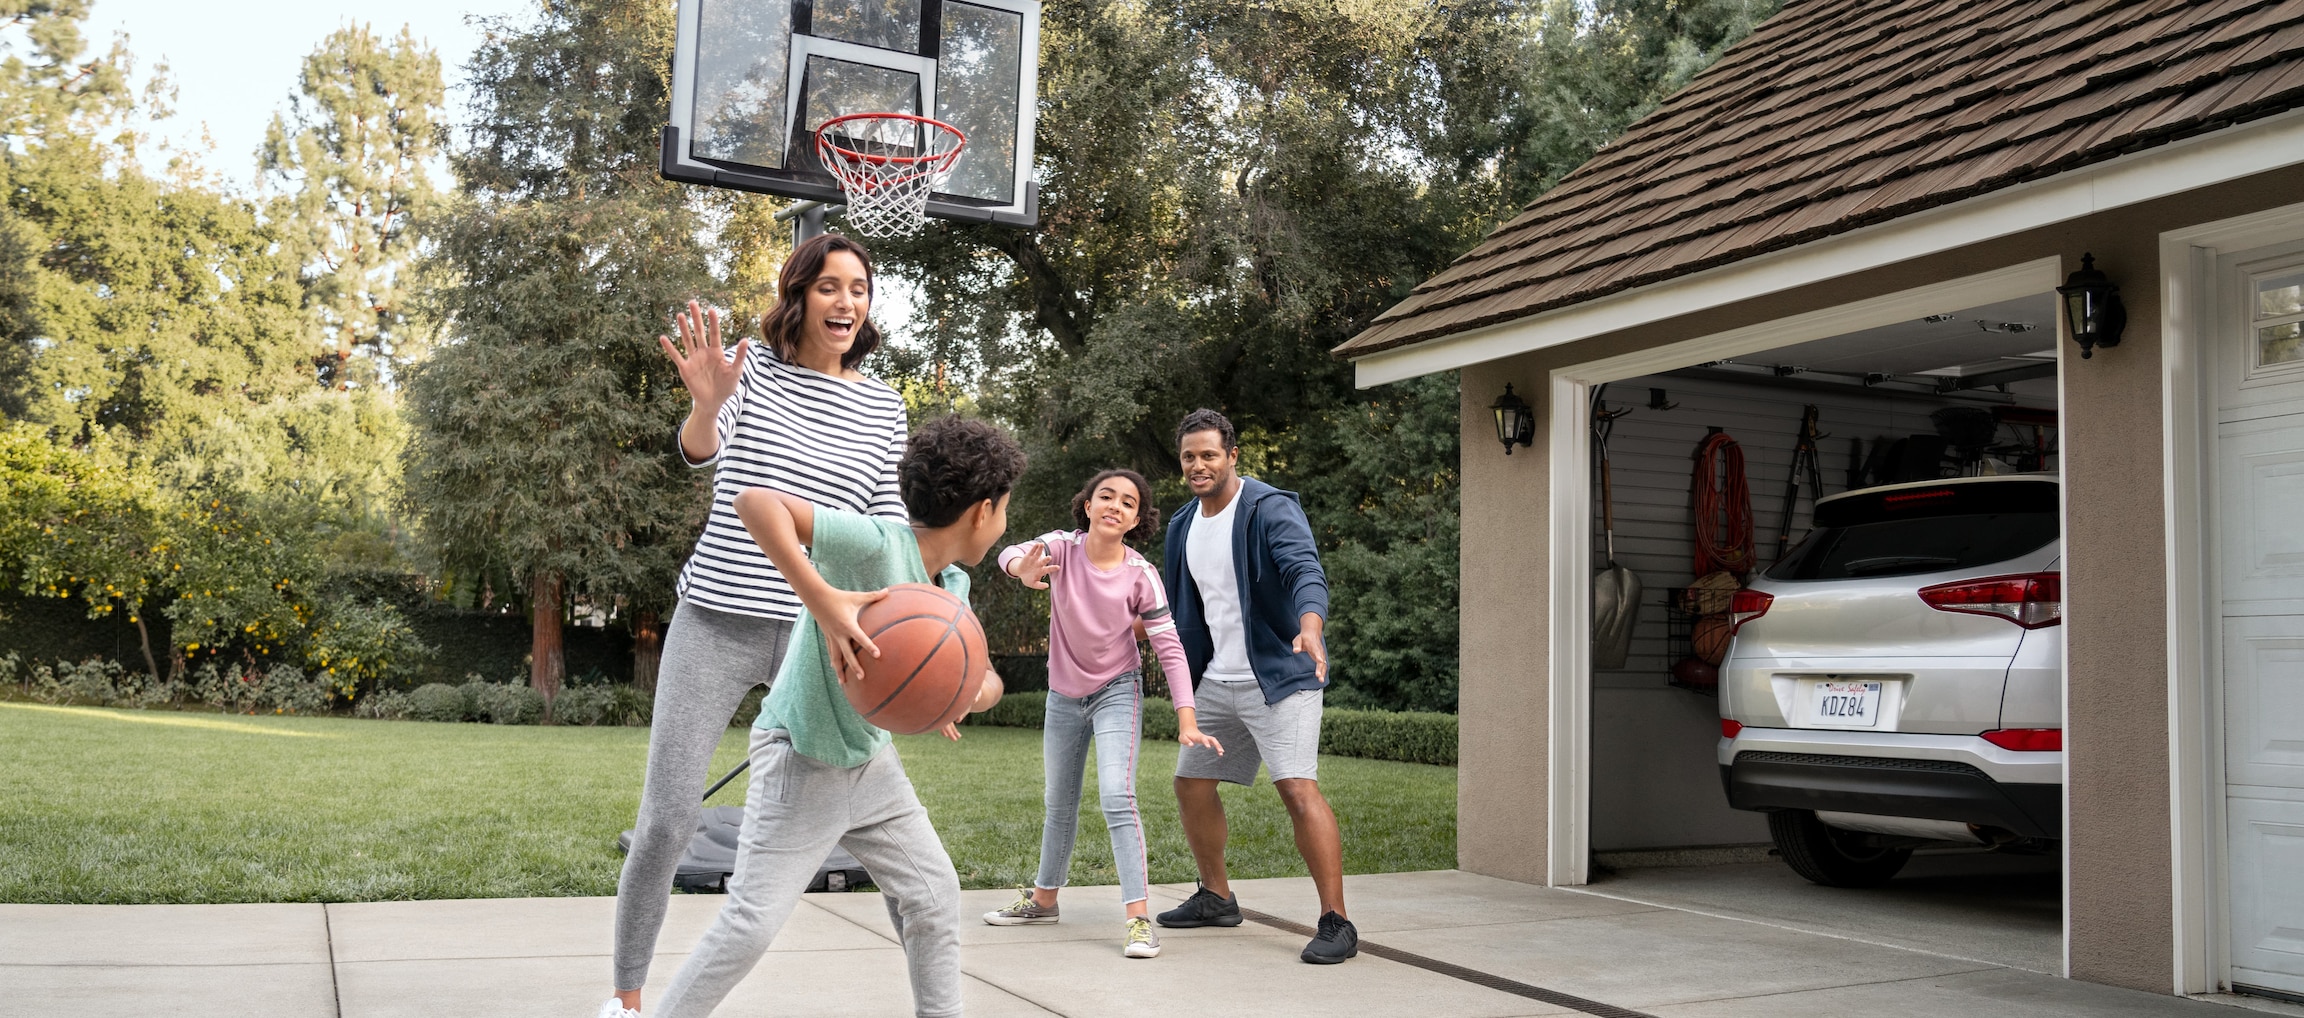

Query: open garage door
[{"left": 1581, "top": 292, "right": 2066, "bottom": 974}]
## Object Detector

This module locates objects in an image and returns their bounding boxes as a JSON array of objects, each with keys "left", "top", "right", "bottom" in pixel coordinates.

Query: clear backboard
[{"left": 663, "top": 0, "right": 1041, "bottom": 228}]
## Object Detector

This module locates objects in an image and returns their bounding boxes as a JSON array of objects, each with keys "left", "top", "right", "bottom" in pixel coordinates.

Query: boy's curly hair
[
  {"left": 1070, "top": 468, "right": 1156, "bottom": 542},
  {"left": 899, "top": 415, "right": 1027, "bottom": 527}
]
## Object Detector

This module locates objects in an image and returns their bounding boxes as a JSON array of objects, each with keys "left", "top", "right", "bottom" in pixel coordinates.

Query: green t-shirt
[{"left": 754, "top": 507, "right": 973, "bottom": 767}]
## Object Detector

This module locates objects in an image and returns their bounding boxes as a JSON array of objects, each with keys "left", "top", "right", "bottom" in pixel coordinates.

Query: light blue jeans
[{"left": 1035, "top": 671, "right": 1149, "bottom": 904}]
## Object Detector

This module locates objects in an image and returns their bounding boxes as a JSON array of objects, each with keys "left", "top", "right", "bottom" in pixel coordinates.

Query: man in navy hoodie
[{"left": 1153, "top": 408, "right": 1357, "bottom": 964}]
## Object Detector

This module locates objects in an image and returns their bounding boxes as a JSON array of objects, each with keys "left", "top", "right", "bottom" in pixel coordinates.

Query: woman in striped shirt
[{"left": 600, "top": 234, "right": 908, "bottom": 1018}]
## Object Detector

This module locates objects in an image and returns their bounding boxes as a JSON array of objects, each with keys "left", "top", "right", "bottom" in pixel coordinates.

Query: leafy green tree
[
  {"left": 407, "top": 0, "right": 713, "bottom": 697},
  {"left": 261, "top": 23, "right": 445, "bottom": 387},
  {"left": 0, "top": 423, "right": 172, "bottom": 678},
  {"left": 867, "top": 0, "right": 1777, "bottom": 710},
  {"left": 0, "top": 4, "right": 430, "bottom": 693}
]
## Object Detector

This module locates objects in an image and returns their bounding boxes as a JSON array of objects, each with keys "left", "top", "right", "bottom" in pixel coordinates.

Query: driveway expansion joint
[{"left": 1238, "top": 906, "right": 1664, "bottom": 1018}]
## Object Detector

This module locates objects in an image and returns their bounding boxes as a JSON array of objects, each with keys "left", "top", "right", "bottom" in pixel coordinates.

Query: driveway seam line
[
  {"left": 1641, "top": 963, "right": 2008, "bottom": 1009},
  {"left": 1238, "top": 907, "right": 1663, "bottom": 1018},
  {"left": 805, "top": 900, "right": 1068, "bottom": 1016},
  {"left": 1555, "top": 884, "right": 2035, "bottom": 973},
  {"left": 323, "top": 903, "right": 344, "bottom": 1018}
]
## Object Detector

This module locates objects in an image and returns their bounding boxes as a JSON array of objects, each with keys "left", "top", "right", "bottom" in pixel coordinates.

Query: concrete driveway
[{"left": 0, "top": 870, "right": 2280, "bottom": 1017}]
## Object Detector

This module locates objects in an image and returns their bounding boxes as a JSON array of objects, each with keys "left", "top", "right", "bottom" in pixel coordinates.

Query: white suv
[{"left": 1717, "top": 475, "right": 2062, "bottom": 886}]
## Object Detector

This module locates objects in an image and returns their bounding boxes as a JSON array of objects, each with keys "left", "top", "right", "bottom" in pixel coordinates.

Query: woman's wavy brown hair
[
  {"left": 1071, "top": 468, "right": 1157, "bottom": 543},
  {"left": 760, "top": 233, "right": 882, "bottom": 371}
]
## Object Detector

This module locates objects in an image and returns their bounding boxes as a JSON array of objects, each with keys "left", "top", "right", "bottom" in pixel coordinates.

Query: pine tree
[{"left": 260, "top": 23, "right": 445, "bottom": 389}]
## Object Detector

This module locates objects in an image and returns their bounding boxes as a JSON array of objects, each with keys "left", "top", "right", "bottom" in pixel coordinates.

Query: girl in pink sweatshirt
[{"left": 980, "top": 468, "right": 1220, "bottom": 958}]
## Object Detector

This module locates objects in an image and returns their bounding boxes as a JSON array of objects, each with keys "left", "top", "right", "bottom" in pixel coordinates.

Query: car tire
[{"left": 1768, "top": 809, "right": 1913, "bottom": 887}]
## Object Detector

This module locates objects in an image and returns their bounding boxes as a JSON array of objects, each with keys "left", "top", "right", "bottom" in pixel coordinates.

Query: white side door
[{"left": 2218, "top": 242, "right": 2304, "bottom": 997}]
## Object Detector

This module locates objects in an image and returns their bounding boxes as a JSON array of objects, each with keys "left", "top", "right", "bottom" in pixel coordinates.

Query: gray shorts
[{"left": 1176, "top": 681, "right": 1322, "bottom": 785}]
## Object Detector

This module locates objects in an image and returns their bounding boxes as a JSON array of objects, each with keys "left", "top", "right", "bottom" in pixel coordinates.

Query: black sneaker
[
  {"left": 1300, "top": 911, "right": 1358, "bottom": 964},
  {"left": 1155, "top": 885, "right": 1243, "bottom": 928}
]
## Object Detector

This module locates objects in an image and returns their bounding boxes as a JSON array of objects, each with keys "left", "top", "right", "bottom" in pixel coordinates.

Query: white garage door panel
[
  {"left": 2223, "top": 617, "right": 2304, "bottom": 791},
  {"left": 2221, "top": 241, "right": 2304, "bottom": 999},
  {"left": 2230, "top": 798, "right": 2304, "bottom": 992},
  {"left": 2219, "top": 421, "right": 2304, "bottom": 614}
]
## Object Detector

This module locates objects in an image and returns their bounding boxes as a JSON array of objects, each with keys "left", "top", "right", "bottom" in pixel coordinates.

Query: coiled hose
[{"left": 1692, "top": 431, "right": 1756, "bottom": 579}]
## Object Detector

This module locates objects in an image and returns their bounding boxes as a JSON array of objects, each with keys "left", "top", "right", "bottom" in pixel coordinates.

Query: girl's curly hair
[
  {"left": 899, "top": 415, "right": 1028, "bottom": 527},
  {"left": 1070, "top": 468, "right": 1156, "bottom": 542}
]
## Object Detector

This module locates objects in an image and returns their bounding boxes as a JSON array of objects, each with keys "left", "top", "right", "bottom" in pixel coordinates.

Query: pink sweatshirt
[{"left": 997, "top": 530, "right": 1195, "bottom": 711}]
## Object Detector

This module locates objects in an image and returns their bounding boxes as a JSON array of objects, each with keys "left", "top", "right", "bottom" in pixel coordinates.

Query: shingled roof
[{"left": 1336, "top": 0, "right": 2304, "bottom": 360}]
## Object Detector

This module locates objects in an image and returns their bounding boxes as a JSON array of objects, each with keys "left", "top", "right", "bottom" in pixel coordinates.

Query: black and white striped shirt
[{"left": 676, "top": 350, "right": 909, "bottom": 620}]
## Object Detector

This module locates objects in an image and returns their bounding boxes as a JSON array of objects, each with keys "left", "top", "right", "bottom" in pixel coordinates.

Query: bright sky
[{"left": 87, "top": 0, "right": 534, "bottom": 190}]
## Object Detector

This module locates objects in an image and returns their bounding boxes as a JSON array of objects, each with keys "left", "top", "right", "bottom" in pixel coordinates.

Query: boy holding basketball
[{"left": 644, "top": 415, "right": 1024, "bottom": 1018}]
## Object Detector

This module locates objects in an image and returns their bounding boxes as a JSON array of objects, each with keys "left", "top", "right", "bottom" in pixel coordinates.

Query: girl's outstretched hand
[
  {"left": 658, "top": 300, "right": 747, "bottom": 409},
  {"left": 1008, "top": 542, "right": 1058, "bottom": 589},
  {"left": 938, "top": 722, "right": 963, "bottom": 741}
]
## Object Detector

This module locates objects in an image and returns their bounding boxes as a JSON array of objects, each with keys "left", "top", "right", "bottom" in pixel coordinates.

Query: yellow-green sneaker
[
  {"left": 982, "top": 887, "right": 1060, "bottom": 926},
  {"left": 1124, "top": 916, "right": 1161, "bottom": 958}
]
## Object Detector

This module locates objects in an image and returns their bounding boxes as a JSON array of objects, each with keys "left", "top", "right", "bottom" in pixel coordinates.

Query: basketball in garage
[{"left": 1692, "top": 613, "right": 1735, "bottom": 666}]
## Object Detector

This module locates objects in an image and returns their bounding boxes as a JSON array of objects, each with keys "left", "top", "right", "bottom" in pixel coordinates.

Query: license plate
[{"left": 1810, "top": 680, "right": 1882, "bottom": 727}]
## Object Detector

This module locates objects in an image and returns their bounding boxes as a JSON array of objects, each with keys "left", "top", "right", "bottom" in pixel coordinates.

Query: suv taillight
[
  {"left": 1728, "top": 589, "right": 1773, "bottom": 634},
  {"left": 1981, "top": 728, "right": 2062, "bottom": 751},
  {"left": 1917, "top": 572, "right": 2061, "bottom": 629}
]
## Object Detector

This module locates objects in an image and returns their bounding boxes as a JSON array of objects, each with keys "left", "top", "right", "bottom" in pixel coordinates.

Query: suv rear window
[{"left": 1766, "top": 481, "right": 2060, "bottom": 581}]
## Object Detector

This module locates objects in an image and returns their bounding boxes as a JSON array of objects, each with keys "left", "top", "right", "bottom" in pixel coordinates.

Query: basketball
[
  {"left": 1692, "top": 613, "right": 1735, "bottom": 665},
  {"left": 1671, "top": 657, "right": 1719, "bottom": 693},
  {"left": 845, "top": 582, "right": 989, "bottom": 735}
]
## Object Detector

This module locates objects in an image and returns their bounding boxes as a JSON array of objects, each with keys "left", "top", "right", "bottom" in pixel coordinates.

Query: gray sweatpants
[
  {"left": 613, "top": 601, "right": 793, "bottom": 991},
  {"left": 654, "top": 728, "right": 964, "bottom": 1018}
]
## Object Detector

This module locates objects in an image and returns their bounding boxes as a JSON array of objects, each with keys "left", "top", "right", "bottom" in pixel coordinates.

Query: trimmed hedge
[
  {"left": 1320, "top": 707, "right": 1456, "bottom": 766},
  {"left": 961, "top": 691, "right": 1456, "bottom": 766}
]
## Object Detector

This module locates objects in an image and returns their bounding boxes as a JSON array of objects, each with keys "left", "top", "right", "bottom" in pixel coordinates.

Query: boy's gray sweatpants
[
  {"left": 654, "top": 728, "right": 964, "bottom": 1018},
  {"left": 613, "top": 601, "right": 793, "bottom": 991}
]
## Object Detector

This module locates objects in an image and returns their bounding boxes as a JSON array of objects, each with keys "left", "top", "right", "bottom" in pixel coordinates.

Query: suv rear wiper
[{"left": 1841, "top": 555, "right": 1960, "bottom": 575}]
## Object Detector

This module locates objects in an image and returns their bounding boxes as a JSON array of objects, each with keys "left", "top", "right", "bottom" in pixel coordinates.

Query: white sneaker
[
  {"left": 1124, "top": 916, "right": 1161, "bottom": 958},
  {"left": 595, "top": 999, "right": 640, "bottom": 1018}
]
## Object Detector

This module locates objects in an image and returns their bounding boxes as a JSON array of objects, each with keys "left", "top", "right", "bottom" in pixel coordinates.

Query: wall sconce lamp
[
  {"left": 1490, "top": 383, "right": 1534, "bottom": 455},
  {"left": 2057, "top": 253, "right": 2126, "bottom": 359}
]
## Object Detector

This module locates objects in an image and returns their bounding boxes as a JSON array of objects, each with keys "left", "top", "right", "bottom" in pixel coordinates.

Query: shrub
[
  {"left": 1142, "top": 696, "right": 1179, "bottom": 741},
  {"left": 304, "top": 595, "right": 434, "bottom": 698},
  {"left": 354, "top": 689, "right": 415, "bottom": 720},
  {"left": 192, "top": 662, "right": 262, "bottom": 713},
  {"left": 1321, "top": 708, "right": 1456, "bottom": 766},
  {"left": 961, "top": 690, "right": 1044, "bottom": 729},
  {"left": 960, "top": 691, "right": 1457, "bottom": 765},
  {"left": 551, "top": 684, "right": 653, "bottom": 726},
  {"left": 32, "top": 657, "right": 126, "bottom": 705},
  {"left": 408, "top": 683, "right": 468, "bottom": 722},
  {"left": 469, "top": 681, "right": 544, "bottom": 725},
  {"left": 730, "top": 685, "right": 765, "bottom": 728},
  {"left": 254, "top": 664, "right": 334, "bottom": 715}
]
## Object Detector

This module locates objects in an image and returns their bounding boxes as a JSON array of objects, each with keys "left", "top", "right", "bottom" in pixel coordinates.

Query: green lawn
[{"left": 0, "top": 702, "right": 1455, "bottom": 903}]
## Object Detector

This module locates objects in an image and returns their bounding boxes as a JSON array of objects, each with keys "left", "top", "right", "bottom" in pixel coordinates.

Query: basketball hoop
[{"left": 814, "top": 113, "right": 968, "bottom": 239}]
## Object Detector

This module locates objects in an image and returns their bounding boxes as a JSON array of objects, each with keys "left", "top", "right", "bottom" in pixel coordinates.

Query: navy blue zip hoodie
[{"left": 1162, "top": 477, "right": 1330, "bottom": 705}]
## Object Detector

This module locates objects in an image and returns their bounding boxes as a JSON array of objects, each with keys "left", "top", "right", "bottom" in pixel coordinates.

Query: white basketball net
[{"left": 814, "top": 114, "right": 968, "bottom": 239}]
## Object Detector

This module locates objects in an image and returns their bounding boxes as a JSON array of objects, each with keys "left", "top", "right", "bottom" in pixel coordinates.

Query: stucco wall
[
  {"left": 1446, "top": 163, "right": 2304, "bottom": 994},
  {"left": 1457, "top": 354, "right": 1556, "bottom": 884}
]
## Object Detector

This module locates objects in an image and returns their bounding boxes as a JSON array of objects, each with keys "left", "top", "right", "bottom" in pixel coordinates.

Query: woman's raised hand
[{"left": 658, "top": 300, "right": 748, "bottom": 409}]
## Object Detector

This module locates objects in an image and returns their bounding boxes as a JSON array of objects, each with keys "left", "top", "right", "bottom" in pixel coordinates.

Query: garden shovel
[{"left": 1592, "top": 393, "right": 1642, "bottom": 670}]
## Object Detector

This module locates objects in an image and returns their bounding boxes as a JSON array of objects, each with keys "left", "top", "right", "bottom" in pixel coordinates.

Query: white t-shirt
[{"left": 1185, "top": 489, "right": 1255, "bottom": 683}]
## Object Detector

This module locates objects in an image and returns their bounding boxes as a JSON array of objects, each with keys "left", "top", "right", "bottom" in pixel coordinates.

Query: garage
[
  {"left": 1328, "top": 0, "right": 2304, "bottom": 998},
  {"left": 1573, "top": 293, "right": 2065, "bottom": 972}
]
